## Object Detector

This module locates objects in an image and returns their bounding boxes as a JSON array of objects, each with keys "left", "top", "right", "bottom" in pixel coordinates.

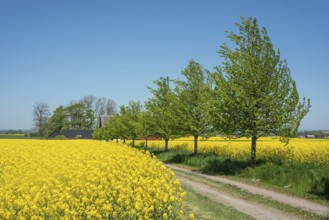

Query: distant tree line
[
  {"left": 297, "top": 131, "right": 329, "bottom": 139},
  {"left": 0, "top": 129, "right": 24, "bottom": 134},
  {"left": 32, "top": 96, "right": 116, "bottom": 138},
  {"left": 93, "top": 17, "right": 311, "bottom": 167}
]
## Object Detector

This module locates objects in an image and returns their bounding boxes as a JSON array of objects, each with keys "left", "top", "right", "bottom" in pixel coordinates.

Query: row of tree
[
  {"left": 32, "top": 96, "right": 117, "bottom": 137},
  {"left": 94, "top": 17, "right": 311, "bottom": 167},
  {"left": 93, "top": 62, "right": 213, "bottom": 153}
]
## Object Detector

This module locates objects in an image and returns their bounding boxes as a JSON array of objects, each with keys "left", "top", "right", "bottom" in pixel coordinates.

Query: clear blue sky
[{"left": 1, "top": 0, "right": 328, "bottom": 130}]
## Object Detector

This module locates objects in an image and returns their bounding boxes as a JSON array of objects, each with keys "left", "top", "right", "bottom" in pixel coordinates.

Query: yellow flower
[
  {"left": 134, "top": 137, "right": 329, "bottom": 165},
  {"left": 134, "top": 201, "right": 142, "bottom": 211},
  {"left": 0, "top": 140, "right": 186, "bottom": 219}
]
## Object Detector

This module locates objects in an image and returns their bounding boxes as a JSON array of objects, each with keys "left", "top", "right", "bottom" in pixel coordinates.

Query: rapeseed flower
[
  {"left": 135, "top": 137, "right": 329, "bottom": 165},
  {"left": 0, "top": 140, "right": 186, "bottom": 219}
]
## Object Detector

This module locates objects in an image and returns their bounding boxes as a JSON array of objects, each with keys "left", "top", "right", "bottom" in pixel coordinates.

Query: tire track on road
[{"left": 167, "top": 164, "right": 329, "bottom": 219}]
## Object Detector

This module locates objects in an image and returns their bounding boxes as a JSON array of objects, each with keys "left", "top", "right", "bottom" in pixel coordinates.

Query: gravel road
[{"left": 166, "top": 164, "right": 329, "bottom": 219}]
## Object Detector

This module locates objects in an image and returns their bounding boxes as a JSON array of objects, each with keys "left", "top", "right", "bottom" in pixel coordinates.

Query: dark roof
[{"left": 48, "top": 130, "right": 94, "bottom": 139}]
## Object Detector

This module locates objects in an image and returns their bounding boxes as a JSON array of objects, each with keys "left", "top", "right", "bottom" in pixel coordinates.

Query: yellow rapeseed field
[
  {"left": 135, "top": 137, "right": 329, "bottom": 165},
  {"left": 0, "top": 140, "right": 186, "bottom": 219}
]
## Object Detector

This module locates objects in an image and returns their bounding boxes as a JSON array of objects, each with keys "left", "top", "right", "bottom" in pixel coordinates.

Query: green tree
[
  {"left": 212, "top": 17, "right": 311, "bottom": 167},
  {"left": 48, "top": 106, "right": 69, "bottom": 134},
  {"left": 138, "top": 110, "right": 154, "bottom": 148},
  {"left": 109, "top": 114, "right": 128, "bottom": 143},
  {"left": 175, "top": 60, "right": 214, "bottom": 156},
  {"left": 93, "top": 115, "right": 124, "bottom": 142},
  {"left": 92, "top": 127, "right": 107, "bottom": 140},
  {"left": 48, "top": 104, "right": 94, "bottom": 134},
  {"left": 120, "top": 101, "right": 143, "bottom": 147},
  {"left": 65, "top": 103, "right": 95, "bottom": 130},
  {"left": 101, "top": 106, "right": 133, "bottom": 144},
  {"left": 146, "top": 77, "right": 182, "bottom": 151},
  {"left": 84, "top": 108, "right": 95, "bottom": 129},
  {"left": 105, "top": 116, "right": 119, "bottom": 142}
]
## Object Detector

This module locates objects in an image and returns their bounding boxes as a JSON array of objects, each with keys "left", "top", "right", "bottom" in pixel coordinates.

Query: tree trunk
[
  {"left": 194, "top": 135, "right": 199, "bottom": 156},
  {"left": 116, "top": 138, "right": 118, "bottom": 143},
  {"left": 146, "top": 137, "right": 148, "bottom": 148},
  {"left": 123, "top": 138, "right": 126, "bottom": 144},
  {"left": 132, "top": 138, "right": 135, "bottom": 147},
  {"left": 165, "top": 138, "right": 169, "bottom": 152},
  {"left": 250, "top": 136, "right": 257, "bottom": 167}
]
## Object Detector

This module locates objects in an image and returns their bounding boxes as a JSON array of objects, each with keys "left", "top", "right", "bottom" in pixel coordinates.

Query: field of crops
[
  {"left": 0, "top": 140, "right": 186, "bottom": 219},
  {"left": 135, "top": 137, "right": 329, "bottom": 165},
  {"left": 0, "top": 134, "right": 28, "bottom": 139}
]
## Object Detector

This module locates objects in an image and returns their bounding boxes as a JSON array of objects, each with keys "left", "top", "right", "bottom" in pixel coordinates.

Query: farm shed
[
  {"left": 98, "top": 115, "right": 114, "bottom": 128},
  {"left": 48, "top": 130, "right": 94, "bottom": 139}
]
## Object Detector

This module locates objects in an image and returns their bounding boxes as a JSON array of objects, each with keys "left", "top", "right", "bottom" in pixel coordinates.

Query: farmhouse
[
  {"left": 98, "top": 115, "right": 114, "bottom": 128},
  {"left": 48, "top": 130, "right": 94, "bottom": 139}
]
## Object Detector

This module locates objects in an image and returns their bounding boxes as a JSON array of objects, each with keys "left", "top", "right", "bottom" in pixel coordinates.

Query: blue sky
[{"left": 0, "top": 0, "right": 328, "bottom": 130}]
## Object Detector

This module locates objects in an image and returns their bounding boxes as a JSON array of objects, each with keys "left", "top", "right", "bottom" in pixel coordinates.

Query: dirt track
[{"left": 166, "top": 164, "right": 329, "bottom": 219}]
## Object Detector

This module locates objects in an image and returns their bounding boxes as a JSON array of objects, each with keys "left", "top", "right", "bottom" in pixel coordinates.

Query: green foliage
[
  {"left": 241, "top": 163, "right": 329, "bottom": 200},
  {"left": 48, "top": 103, "right": 95, "bottom": 135},
  {"left": 297, "top": 130, "right": 329, "bottom": 139},
  {"left": 212, "top": 16, "right": 311, "bottom": 166},
  {"left": 138, "top": 111, "right": 154, "bottom": 148},
  {"left": 65, "top": 103, "right": 95, "bottom": 130},
  {"left": 145, "top": 77, "right": 183, "bottom": 150},
  {"left": 92, "top": 127, "right": 108, "bottom": 140},
  {"left": 93, "top": 102, "right": 143, "bottom": 143},
  {"left": 107, "top": 113, "right": 128, "bottom": 142},
  {"left": 54, "top": 135, "right": 66, "bottom": 140},
  {"left": 25, "top": 133, "right": 39, "bottom": 138},
  {"left": 93, "top": 114, "right": 125, "bottom": 141},
  {"left": 48, "top": 95, "right": 115, "bottom": 135},
  {"left": 48, "top": 106, "right": 69, "bottom": 134},
  {"left": 175, "top": 60, "right": 214, "bottom": 155},
  {"left": 0, "top": 134, "right": 39, "bottom": 139},
  {"left": 120, "top": 101, "right": 143, "bottom": 146}
]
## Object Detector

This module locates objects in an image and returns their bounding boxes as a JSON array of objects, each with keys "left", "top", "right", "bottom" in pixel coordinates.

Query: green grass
[
  {"left": 137, "top": 146, "right": 329, "bottom": 203},
  {"left": 0, "top": 134, "right": 40, "bottom": 139},
  {"left": 238, "top": 163, "right": 329, "bottom": 200}
]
